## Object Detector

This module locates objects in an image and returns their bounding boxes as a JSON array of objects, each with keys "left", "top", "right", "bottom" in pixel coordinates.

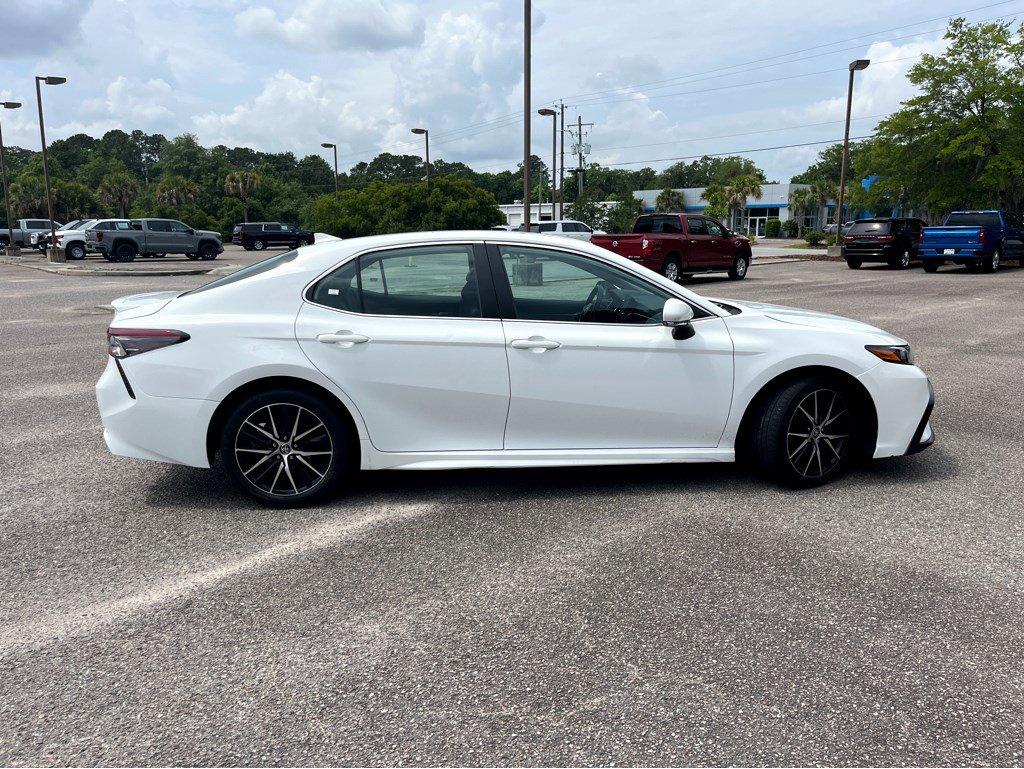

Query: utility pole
[
  {"left": 0, "top": 101, "right": 22, "bottom": 256},
  {"left": 571, "top": 115, "right": 592, "bottom": 197},
  {"left": 523, "top": 0, "right": 531, "bottom": 232},
  {"left": 558, "top": 101, "right": 565, "bottom": 219}
]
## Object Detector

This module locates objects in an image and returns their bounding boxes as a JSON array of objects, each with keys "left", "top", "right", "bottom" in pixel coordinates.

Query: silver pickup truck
[
  {"left": 85, "top": 218, "right": 223, "bottom": 262},
  {"left": 1, "top": 218, "right": 63, "bottom": 248}
]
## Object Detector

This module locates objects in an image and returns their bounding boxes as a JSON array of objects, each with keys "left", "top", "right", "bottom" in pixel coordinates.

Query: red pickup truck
[{"left": 591, "top": 213, "right": 752, "bottom": 281}]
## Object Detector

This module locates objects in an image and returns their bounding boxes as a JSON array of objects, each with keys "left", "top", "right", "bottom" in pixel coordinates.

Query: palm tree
[
  {"left": 224, "top": 170, "right": 262, "bottom": 223},
  {"left": 98, "top": 171, "right": 141, "bottom": 218},
  {"left": 809, "top": 180, "right": 836, "bottom": 230},
  {"left": 788, "top": 187, "right": 815, "bottom": 235},
  {"left": 655, "top": 188, "right": 686, "bottom": 212},
  {"left": 155, "top": 174, "right": 199, "bottom": 210},
  {"left": 724, "top": 173, "right": 763, "bottom": 233}
]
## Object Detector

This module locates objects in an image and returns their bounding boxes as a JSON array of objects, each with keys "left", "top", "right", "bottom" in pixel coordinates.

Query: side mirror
[{"left": 662, "top": 298, "right": 696, "bottom": 340}]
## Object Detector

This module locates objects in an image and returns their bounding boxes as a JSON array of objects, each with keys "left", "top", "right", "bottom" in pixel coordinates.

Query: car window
[
  {"left": 93, "top": 221, "right": 110, "bottom": 231},
  {"left": 1005, "top": 212, "right": 1022, "bottom": 227},
  {"left": 704, "top": 219, "right": 724, "bottom": 236},
  {"left": 660, "top": 216, "right": 682, "bottom": 233},
  {"left": 265, "top": 224, "right": 283, "bottom": 232},
  {"left": 130, "top": 220, "right": 143, "bottom": 230},
  {"left": 147, "top": 220, "right": 171, "bottom": 232},
  {"left": 169, "top": 220, "right": 191, "bottom": 233},
  {"left": 633, "top": 216, "right": 657, "bottom": 233},
  {"left": 944, "top": 212, "right": 1002, "bottom": 228},
  {"left": 687, "top": 217, "right": 707, "bottom": 235},
  {"left": 113, "top": 221, "right": 132, "bottom": 230},
  {"left": 28, "top": 220, "right": 47, "bottom": 229},
  {"left": 848, "top": 221, "right": 890, "bottom": 235},
  {"left": 498, "top": 245, "right": 673, "bottom": 325},
  {"left": 576, "top": 223, "right": 592, "bottom": 233},
  {"left": 311, "top": 245, "right": 482, "bottom": 319},
  {"left": 537, "top": 223, "right": 557, "bottom": 233}
]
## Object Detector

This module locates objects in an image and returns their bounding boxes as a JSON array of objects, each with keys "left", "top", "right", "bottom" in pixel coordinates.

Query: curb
[{"left": 0, "top": 256, "right": 239, "bottom": 277}]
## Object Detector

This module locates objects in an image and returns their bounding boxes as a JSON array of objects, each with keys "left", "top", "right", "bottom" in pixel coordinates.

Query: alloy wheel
[
  {"left": 900, "top": 250, "right": 910, "bottom": 268},
  {"left": 735, "top": 257, "right": 748, "bottom": 276},
  {"left": 234, "top": 403, "right": 334, "bottom": 497},
  {"left": 786, "top": 388, "right": 850, "bottom": 479},
  {"left": 664, "top": 261, "right": 679, "bottom": 281}
]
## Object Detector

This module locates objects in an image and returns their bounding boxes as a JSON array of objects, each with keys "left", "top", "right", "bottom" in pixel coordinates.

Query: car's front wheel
[
  {"left": 66, "top": 243, "right": 87, "bottom": 260},
  {"left": 221, "top": 389, "right": 350, "bottom": 506},
  {"left": 728, "top": 254, "right": 749, "bottom": 280},
  {"left": 197, "top": 242, "right": 219, "bottom": 261},
  {"left": 662, "top": 257, "right": 681, "bottom": 282},
  {"left": 751, "top": 377, "right": 857, "bottom": 487}
]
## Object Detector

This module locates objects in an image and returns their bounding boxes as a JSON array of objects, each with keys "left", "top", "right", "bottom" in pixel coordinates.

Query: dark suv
[
  {"left": 842, "top": 217, "right": 926, "bottom": 269},
  {"left": 232, "top": 222, "right": 315, "bottom": 251}
]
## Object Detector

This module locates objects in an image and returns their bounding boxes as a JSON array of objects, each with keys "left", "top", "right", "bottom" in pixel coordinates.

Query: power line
[{"left": 602, "top": 136, "right": 876, "bottom": 168}]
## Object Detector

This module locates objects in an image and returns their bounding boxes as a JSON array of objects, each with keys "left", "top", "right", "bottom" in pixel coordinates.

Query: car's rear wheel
[
  {"left": 221, "top": 389, "right": 350, "bottom": 506},
  {"left": 923, "top": 261, "right": 940, "bottom": 273},
  {"left": 751, "top": 377, "right": 856, "bottom": 487},
  {"left": 889, "top": 249, "right": 911, "bottom": 269},
  {"left": 846, "top": 257, "right": 862, "bottom": 269},
  {"left": 112, "top": 242, "right": 136, "bottom": 263},
  {"left": 252, "top": 239, "right": 266, "bottom": 251},
  {"left": 981, "top": 247, "right": 1001, "bottom": 273},
  {"left": 728, "top": 254, "right": 749, "bottom": 280},
  {"left": 662, "top": 257, "right": 681, "bottom": 282}
]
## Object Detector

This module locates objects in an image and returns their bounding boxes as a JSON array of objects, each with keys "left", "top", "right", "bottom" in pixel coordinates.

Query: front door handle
[
  {"left": 316, "top": 330, "right": 370, "bottom": 347},
  {"left": 509, "top": 337, "right": 561, "bottom": 352}
]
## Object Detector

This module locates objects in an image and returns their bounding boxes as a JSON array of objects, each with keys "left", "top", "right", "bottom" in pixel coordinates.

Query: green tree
[
  {"left": 155, "top": 174, "right": 199, "bottom": 210},
  {"left": 224, "top": 169, "right": 262, "bottom": 222},
  {"left": 98, "top": 171, "right": 141, "bottom": 217},
  {"left": 604, "top": 191, "right": 644, "bottom": 233},
  {"left": 654, "top": 188, "right": 686, "bottom": 212},
  {"left": 564, "top": 194, "right": 607, "bottom": 230},
  {"left": 787, "top": 186, "right": 815, "bottom": 235}
]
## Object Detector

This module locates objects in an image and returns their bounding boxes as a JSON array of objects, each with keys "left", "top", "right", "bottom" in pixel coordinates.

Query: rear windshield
[
  {"left": 185, "top": 250, "right": 299, "bottom": 296},
  {"left": 848, "top": 221, "right": 891, "bottom": 235},
  {"left": 945, "top": 212, "right": 1002, "bottom": 228}
]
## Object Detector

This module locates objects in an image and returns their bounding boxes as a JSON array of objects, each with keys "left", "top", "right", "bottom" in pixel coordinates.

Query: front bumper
[
  {"left": 905, "top": 379, "right": 935, "bottom": 454},
  {"left": 96, "top": 357, "right": 216, "bottom": 468},
  {"left": 857, "top": 363, "right": 934, "bottom": 458}
]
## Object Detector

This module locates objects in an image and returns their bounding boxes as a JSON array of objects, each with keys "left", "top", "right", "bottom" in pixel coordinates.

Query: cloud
[
  {"left": 0, "top": 0, "right": 94, "bottom": 58},
  {"left": 235, "top": 0, "right": 424, "bottom": 52}
]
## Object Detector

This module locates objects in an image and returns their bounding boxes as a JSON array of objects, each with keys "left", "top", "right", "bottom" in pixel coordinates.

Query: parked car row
[{"left": 842, "top": 211, "right": 1024, "bottom": 273}]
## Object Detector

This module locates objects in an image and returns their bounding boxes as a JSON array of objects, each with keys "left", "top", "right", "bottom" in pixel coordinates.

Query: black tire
[
  {"left": 252, "top": 239, "right": 266, "bottom": 251},
  {"left": 221, "top": 388, "right": 351, "bottom": 507},
  {"left": 242, "top": 243, "right": 253, "bottom": 251},
  {"left": 888, "top": 249, "right": 911, "bottom": 269},
  {"left": 185, "top": 252, "right": 199, "bottom": 261},
  {"left": 965, "top": 261, "right": 982, "bottom": 273},
  {"left": 197, "top": 241, "right": 218, "bottom": 261},
  {"left": 112, "top": 242, "right": 137, "bottom": 263},
  {"left": 306, "top": 235, "right": 316, "bottom": 245},
  {"left": 750, "top": 376, "right": 857, "bottom": 488},
  {"left": 662, "top": 256, "right": 681, "bottom": 282},
  {"left": 923, "top": 261, "right": 940, "bottom": 273},
  {"left": 980, "top": 247, "right": 1001, "bottom": 273},
  {"left": 728, "top": 254, "right": 749, "bottom": 280},
  {"left": 846, "top": 257, "right": 862, "bottom": 269},
  {"left": 66, "top": 242, "right": 87, "bottom": 261}
]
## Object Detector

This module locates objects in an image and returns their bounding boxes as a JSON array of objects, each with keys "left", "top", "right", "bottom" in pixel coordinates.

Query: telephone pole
[
  {"left": 522, "top": 0, "right": 532, "bottom": 232},
  {"left": 570, "top": 115, "right": 593, "bottom": 197},
  {"left": 558, "top": 101, "right": 565, "bottom": 219}
]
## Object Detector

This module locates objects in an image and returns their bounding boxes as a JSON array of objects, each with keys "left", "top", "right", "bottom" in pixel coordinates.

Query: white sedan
[{"left": 97, "top": 231, "right": 934, "bottom": 506}]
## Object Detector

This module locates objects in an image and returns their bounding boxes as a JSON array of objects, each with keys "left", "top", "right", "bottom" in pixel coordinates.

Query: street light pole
[
  {"left": 538, "top": 108, "right": 557, "bottom": 222},
  {"left": 320, "top": 142, "right": 338, "bottom": 194},
  {"left": 0, "top": 101, "right": 22, "bottom": 256},
  {"left": 523, "top": 0, "right": 531, "bottom": 232},
  {"left": 35, "top": 75, "right": 66, "bottom": 263},
  {"left": 410, "top": 128, "right": 430, "bottom": 191},
  {"left": 836, "top": 59, "right": 869, "bottom": 234},
  {"left": 558, "top": 101, "right": 565, "bottom": 220}
]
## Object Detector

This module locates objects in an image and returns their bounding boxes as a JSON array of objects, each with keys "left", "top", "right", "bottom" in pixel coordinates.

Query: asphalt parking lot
[{"left": 1, "top": 256, "right": 1023, "bottom": 765}]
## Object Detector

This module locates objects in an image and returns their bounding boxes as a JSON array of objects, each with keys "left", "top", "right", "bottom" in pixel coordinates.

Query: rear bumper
[
  {"left": 841, "top": 244, "right": 900, "bottom": 262},
  {"left": 919, "top": 247, "right": 986, "bottom": 260},
  {"left": 96, "top": 357, "right": 216, "bottom": 468}
]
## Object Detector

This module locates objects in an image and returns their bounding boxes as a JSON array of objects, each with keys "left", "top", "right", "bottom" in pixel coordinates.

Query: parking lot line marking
[{"left": 0, "top": 503, "right": 431, "bottom": 656}]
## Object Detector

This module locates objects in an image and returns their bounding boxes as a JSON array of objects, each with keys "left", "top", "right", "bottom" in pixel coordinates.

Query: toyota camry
[{"left": 97, "top": 231, "right": 934, "bottom": 506}]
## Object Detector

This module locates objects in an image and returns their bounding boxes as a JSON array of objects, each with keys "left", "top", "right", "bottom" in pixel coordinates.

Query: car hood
[
  {"left": 710, "top": 298, "right": 906, "bottom": 343},
  {"left": 110, "top": 291, "right": 182, "bottom": 320},
  {"left": 197, "top": 229, "right": 222, "bottom": 239}
]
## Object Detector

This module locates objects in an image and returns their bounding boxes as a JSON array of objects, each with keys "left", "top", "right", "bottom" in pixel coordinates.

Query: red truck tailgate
[{"left": 590, "top": 233, "right": 649, "bottom": 258}]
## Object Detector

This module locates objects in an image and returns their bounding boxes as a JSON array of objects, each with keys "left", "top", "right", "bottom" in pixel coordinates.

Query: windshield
[
  {"left": 848, "top": 221, "right": 891, "bottom": 235},
  {"left": 184, "top": 250, "right": 300, "bottom": 296},
  {"left": 945, "top": 212, "right": 1001, "bottom": 228}
]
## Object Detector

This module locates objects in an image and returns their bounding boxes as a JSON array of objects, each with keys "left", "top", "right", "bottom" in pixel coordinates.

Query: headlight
[{"left": 865, "top": 344, "right": 913, "bottom": 365}]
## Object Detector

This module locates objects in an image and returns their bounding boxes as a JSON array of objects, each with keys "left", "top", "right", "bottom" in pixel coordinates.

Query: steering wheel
[{"left": 579, "top": 280, "right": 624, "bottom": 321}]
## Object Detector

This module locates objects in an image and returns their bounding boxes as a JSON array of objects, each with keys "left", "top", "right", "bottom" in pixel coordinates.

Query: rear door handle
[
  {"left": 316, "top": 330, "right": 370, "bottom": 347},
  {"left": 509, "top": 337, "right": 561, "bottom": 352}
]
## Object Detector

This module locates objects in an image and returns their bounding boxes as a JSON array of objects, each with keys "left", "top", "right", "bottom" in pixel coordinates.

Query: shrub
[
  {"left": 765, "top": 218, "right": 781, "bottom": 238},
  {"left": 803, "top": 229, "right": 826, "bottom": 246},
  {"left": 781, "top": 219, "right": 799, "bottom": 237}
]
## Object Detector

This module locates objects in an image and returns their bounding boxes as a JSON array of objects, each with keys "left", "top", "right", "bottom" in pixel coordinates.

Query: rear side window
[
  {"left": 186, "top": 250, "right": 300, "bottom": 296},
  {"left": 687, "top": 218, "right": 707, "bottom": 235},
  {"left": 660, "top": 216, "right": 682, "bottom": 233},
  {"left": 945, "top": 212, "right": 1002, "bottom": 227},
  {"left": 538, "top": 223, "right": 557, "bottom": 233},
  {"left": 633, "top": 216, "right": 657, "bottom": 233},
  {"left": 848, "top": 221, "right": 890, "bottom": 235},
  {"left": 113, "top": 221, "right": 131, "bottom": 230},
  {"left": 310, "top": 245, "right": 482, "bottom": 319}
]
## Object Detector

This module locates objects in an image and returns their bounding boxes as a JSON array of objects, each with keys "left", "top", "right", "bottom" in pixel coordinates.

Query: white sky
[{"left": 1, "top": 0, "right": 1019, "bottom": 181}]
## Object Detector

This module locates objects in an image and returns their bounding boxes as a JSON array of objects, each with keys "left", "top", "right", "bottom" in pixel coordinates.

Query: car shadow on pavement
[{"left": 143, "top": 446, "right": 953, "bottom": 510}]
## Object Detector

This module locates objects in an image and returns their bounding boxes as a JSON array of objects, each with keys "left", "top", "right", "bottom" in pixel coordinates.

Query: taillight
[
  {"left": 978, "top": 228, "right": 986, "bottom": 244},
  {"left": 878, "top": 235, "right": 894, "bottom": 242},
  {"left": 107, "top": 327, "right": 190, "bottom": 358},
  {"left": 918, "top": 230, "right": 924, "bottom": 243},
  {"left": 843, "top": 235, "right": 855, "bottom": 243}
]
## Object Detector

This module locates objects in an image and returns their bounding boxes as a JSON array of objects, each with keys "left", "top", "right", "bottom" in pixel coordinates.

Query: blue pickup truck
[{"left": 919, "top": 210, "right": 1024, "bottom": 273}]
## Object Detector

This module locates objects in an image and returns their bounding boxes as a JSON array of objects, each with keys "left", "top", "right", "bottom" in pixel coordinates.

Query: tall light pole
[
  {"left": 0, "top": 101, "right": 21, "bottom": 256},
  {"left": 538, "top": 108, "right": 557, "bottom": 222},
  {"left": 523, "top": 0, "right": 531, "bottom": 232},
  {"left": 35, "top": 75, "right": 66, "bottom": 263},
  {"left": 320, "top": 142, "right": 338, "bottom": 194},
  {"left": 836, "top": 59, "right": 869, "bottom": 234},
  {"left": 558, "top": 101, "right": 566, "bottom": 220},
  {"left": 410, "top": 128, "right": 429, "bottom": 191}
]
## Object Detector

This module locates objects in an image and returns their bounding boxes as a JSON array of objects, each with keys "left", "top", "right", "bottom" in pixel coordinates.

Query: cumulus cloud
[
  {"left": 235, "top": 0, "right": 424, "bottom": 52},
  {"left": 0, "top": 0, "right": 94, "bottom": 58}
]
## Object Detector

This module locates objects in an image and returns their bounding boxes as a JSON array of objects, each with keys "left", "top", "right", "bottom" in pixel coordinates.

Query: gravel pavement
[{"left": 1, "top": 257, "right": 1022, "bottom": 765}]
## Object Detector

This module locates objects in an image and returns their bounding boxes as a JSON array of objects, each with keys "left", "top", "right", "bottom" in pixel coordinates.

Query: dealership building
[{"left": 632, "top": 183, "right": 832, "bottom": 236}]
